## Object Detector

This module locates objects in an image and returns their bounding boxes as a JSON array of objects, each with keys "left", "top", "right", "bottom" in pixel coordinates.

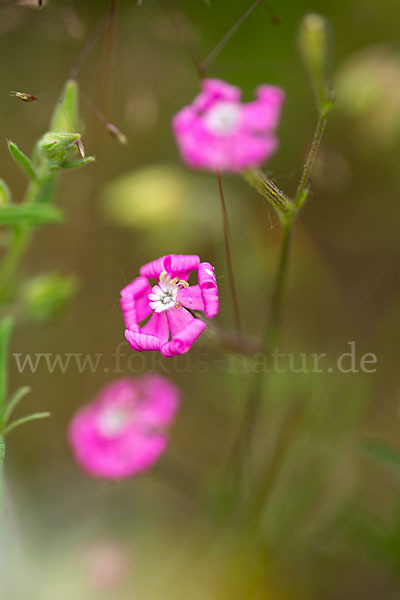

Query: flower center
[
  {"left": 204, "top": 101, "right": 241, "bottom": 136},
  {"left": 148, "top": 271, "right": 188, "bottom": 313},
  {"left": 97, "top": 407, "right": 132, "bottom": 438}
]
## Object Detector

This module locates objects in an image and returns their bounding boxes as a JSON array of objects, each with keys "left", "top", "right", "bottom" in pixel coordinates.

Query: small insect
[
  {"left": 38, "top": 0, "right": 43, "bottom": 7},
  {"left": 10, "top": 91, "right": 38, "bottom": 103}
]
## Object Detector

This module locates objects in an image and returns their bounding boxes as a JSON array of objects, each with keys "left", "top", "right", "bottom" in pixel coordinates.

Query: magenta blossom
[
  {"left": 172, "top": 78, "right": 285, "bottom": 173},
  {"left": 68, "top": 375, "right": 179, "bottom": 480},
  {"left": 121, "top": 254, "right": 218, "bottom": 358}
]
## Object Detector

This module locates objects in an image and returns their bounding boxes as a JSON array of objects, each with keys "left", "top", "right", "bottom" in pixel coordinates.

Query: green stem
[
  {"left": 216, "top": 170, "right": 244, "bottom": 336},
  {"left": 0, "top": 317, "right": 14, "bottom": 412},
  {"left": 294, "top": 109, "right": 328, "bottom": 209},
  {"left": 228, "top": 104, "right": 331, "bottom": 503}
]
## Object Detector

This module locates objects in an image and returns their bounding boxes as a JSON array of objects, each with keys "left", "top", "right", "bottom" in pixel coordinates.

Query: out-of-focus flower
[
  {"left": 68, "top": 375, "right": 180, "bottom": 479},
  {"left": 172, "top": 78, "right": 284, "bottom": 172},
  {"left": 80, "top": 541, "right": 131, "bottom": 591},
  {"left": 121, "top": 255, "right": 218, "bottom": 357}
]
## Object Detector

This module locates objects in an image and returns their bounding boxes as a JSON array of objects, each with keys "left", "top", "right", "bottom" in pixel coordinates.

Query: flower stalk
[{"left": 229, "top": 13, "right": 334, "bottom": 511}]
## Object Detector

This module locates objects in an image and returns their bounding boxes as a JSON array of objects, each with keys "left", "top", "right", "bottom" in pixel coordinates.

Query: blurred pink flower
[
  {"left": 68, "top": 375, "right": 179, "bottom": 479},
  {"left": 172, "top": 78, "right": 285, "bottom": 172},
  {"left": 80, "top": 540, "right": 131, "bottom": 591},
  {"left": 121, "top": 254, "right": 218, "bottom": 358}
]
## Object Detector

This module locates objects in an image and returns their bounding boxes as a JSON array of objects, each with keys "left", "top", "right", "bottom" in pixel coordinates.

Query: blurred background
[{"left": 0, "top": 0, "right": 400, "bottom": 598}]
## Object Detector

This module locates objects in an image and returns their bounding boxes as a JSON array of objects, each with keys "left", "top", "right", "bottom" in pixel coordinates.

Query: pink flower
[
  {"left": 68, "top": 375, "right": 179, "bottom": 480},
  {"left": 121, "top": 254, "right": 219, "bottom": 358},
  {"left": 172, "top": 78, "right": 285, "bottom": 173}
]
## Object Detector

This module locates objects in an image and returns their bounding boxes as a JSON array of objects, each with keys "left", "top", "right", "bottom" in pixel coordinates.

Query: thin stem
[
  {"left": 70, "top": 10, "right": 109, "bottom": 79},
  {"left": 294, "top": 110, "right": 328, "bottom": 209},
  {"left": 202, "top": 0, "right": 261, "bottom": 71},
  {"left": 226, "top": 220, "right": 293, "bottom": 486},
  {"left": 216, "top": 170, "right": 244, "bottom": 337}
]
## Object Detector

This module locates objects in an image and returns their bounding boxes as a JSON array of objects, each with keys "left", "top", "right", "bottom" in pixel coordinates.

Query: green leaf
[
  {"left": 0, "top": 317, "right": 14, "bottom": 411},
  {"left": 0, "top": 386, "right": 31, "bottom": 427},
  {"left": 363, "top": 440, "right": 400, "bottom": 467},
  {"left": 61, "top": 156, "right": 95, "bottom": 169},
  {"left": 50, "top": 79, "right": 79, "bottom": 132},
  {"left": 0, "top": 179, "right": 11, "bottom": 205},
  {"left": 2, "top": 412, "right": 50, "bottom": 436},
  {"left": 8, "top": 141, "right": 40, "bottom": 183},
  {"left": 0, "top": 204, "right": 64, "bottom": 226},
  {"left": 0, "top": 436, "right": 5, "bottom": 506}
]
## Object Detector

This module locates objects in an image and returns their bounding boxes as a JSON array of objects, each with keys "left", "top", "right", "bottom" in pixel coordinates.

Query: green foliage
[
  {"left": 50, "top": 79, "right": 80, "bottom": 132},
  {"left": 0, "top": 436, "right": 4, "bottom": 505},
  {"left": 0, "top": 179, "right": 11, "bottom": 206},
  {"left": 0, "top": 79, "right": 95, "bottom": 503},
  {"left": 0, "top": 316, "right": 14, "bottom": 410},
  {"left": 0, "top": 204, "right": 63, "bottom": 226},
  {"left": 1, "top": 412, "right": 50, "bottom": 437},
  {"left": 8, "top": 141, "right": 40, "bottom": 182},
  {"left": 0, "top": 386, "right": 31, "bottom": 428},
  {"left": 60, "top": 156, "right": 95, "bottom": 169}
]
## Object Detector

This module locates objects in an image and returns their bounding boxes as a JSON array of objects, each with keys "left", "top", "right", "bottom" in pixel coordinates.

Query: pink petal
[
  {"left": 161, "top": 316, "right": 206, "bottom": 358},
  {"left": 172, "top": 79, "right": 285, "bottom": 173},
  {"left": 95, "top": 378, "right": 136, "bottom": 410},
  {"left": 242, "top": 85, "right": 285, "bottom": 131},
  {"left": 198, "top": 262, "right": 219, "bottom": 318},
  {"left": 141, "top": 312, "right": 169, "bottom": 345},
  {"left": 167, "top": 306, "right": 195, "bottom": 337},
  {"left": 68, "top": 411, "right": 168, "bottom": 480},
  {"left": 137, "top": 374, "right": 180, "bottom": 428},
  {"left": 193, "top": 78, "right": 241, "bottom": 111},
  {"left": 125, "top": 326, "right": 161, "bottom": 352},
  {"left": 68, "top": 374, "right": 180, "bottom": 480},
  {"left": 120, "top": 276, "right": 152, "bottom": 328},
  {"left": 177, "top": 284, "right": 205, "bottom": 312},
  {"left": 140, "top": 255, "right": 200, "bottom": 279}
]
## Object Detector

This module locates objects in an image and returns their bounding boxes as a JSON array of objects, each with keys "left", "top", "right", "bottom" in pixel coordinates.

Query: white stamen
[
  {"left": 148, "top": 271, "right": 184, "bottom": 313},
  {"left": 204, "top": 101, "right": 240, "bottom": 136}
]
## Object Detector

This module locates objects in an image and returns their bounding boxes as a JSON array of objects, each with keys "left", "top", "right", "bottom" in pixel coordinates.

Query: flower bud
[{"left": 299, "top": 13, "right": 332, "bottom": 111}]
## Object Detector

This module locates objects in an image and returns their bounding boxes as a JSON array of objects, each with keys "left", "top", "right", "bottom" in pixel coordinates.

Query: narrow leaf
[
  {"left": 0, "top": 179, "right": 11, "bottom": 205},
  {"left": 8, "top": 142, "right": 40, "bottom": 182},
  {"left": 61, "top": 156, "right": 95, "bottom": 169},
  {"left": 2, "top": 412, "right": 51, "bottom": 436},
  {"left": 0, "top": 386, "right": 31, "bottom": 427},
  {"left": 50, "top": 79, "right": 79, "bottom": 132},
  {"left": 0, "top": 317, "right": 14, "bottom": 411},
  {"left": 0, "top": 204, "right": 64, "bottom": 226}
]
